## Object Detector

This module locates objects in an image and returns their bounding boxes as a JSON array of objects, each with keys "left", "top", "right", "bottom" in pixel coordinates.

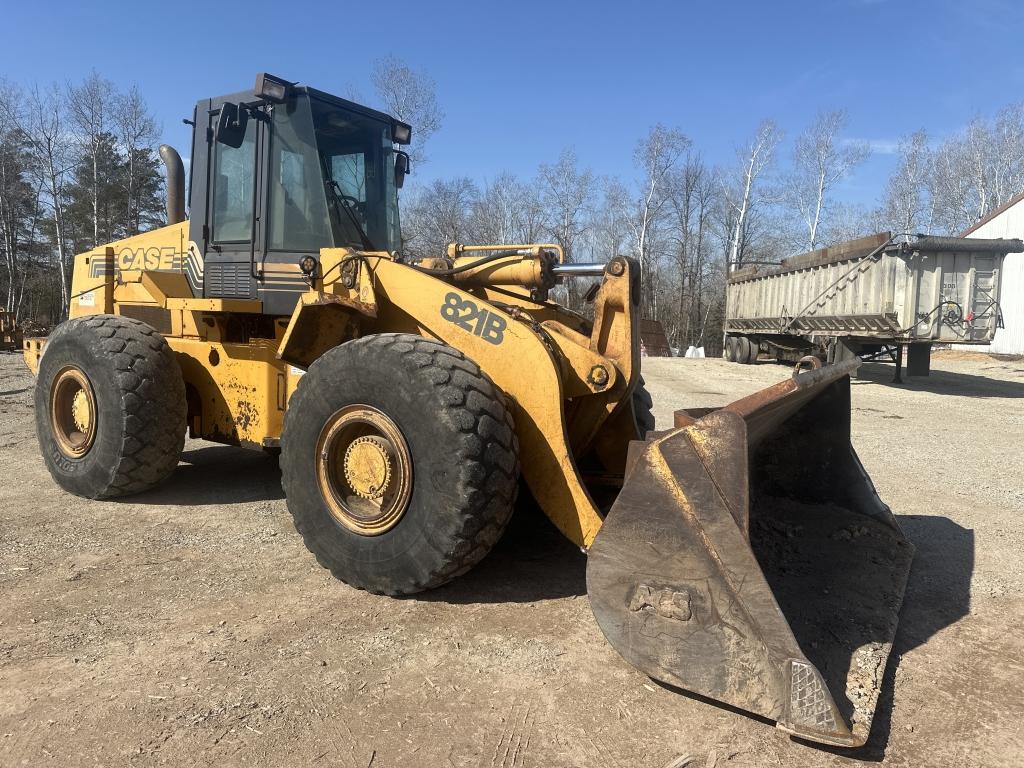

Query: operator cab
[{"left": 186, "top": 74, "right": 411, "bottom": 314}]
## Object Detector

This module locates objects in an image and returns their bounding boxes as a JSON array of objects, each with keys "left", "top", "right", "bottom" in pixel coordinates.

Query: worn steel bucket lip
[{"left": 587, "top": 359, "right": 914, "bottom": 748}]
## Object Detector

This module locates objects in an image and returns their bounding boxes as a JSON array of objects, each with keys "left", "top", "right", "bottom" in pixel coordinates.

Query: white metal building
[{"left": 963, "top": 192, "right": 1024, "bottom": 355}]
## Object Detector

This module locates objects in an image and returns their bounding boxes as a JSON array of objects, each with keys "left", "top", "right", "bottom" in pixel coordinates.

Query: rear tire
[
  {"left": 34, "top": 314, "right": 186, "bottom": 498},
  {"left": 281, "top": 333, "right": 520, "bottom": 596}
]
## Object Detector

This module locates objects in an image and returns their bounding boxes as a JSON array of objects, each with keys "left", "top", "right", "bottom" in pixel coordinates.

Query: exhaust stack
[{"left": 159, "top": 144, "right": 186, "bottom": 225}]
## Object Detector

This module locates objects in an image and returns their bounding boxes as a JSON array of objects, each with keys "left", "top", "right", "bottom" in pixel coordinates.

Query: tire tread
[
  {"left": 281, "top": 333, "right": 520, "bottom": 595},
  {"left": 40, "top": 314, "right": 186, "bottom": 498}
]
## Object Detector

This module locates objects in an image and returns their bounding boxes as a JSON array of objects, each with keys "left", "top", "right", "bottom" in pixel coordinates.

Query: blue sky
[{"left": 4, "top": 0, "right": 1023, "bottom": 206}]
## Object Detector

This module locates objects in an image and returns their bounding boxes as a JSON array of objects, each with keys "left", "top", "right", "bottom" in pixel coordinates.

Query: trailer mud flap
[{"left": 586, "top": 359, "right": 914, "bottom": 747}]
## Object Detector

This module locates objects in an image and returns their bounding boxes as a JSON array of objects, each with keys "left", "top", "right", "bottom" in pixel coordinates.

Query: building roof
[{"left": 960, "top": 191, "right": 1024, "bottom": 236}]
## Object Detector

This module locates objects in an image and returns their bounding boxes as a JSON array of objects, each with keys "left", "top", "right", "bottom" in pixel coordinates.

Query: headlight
[
  {"left": 255, "top": 73, "right": 291, "bottom": 104},
  {"left": 392, "top": 121, "right": 412, "bottom": 145}
]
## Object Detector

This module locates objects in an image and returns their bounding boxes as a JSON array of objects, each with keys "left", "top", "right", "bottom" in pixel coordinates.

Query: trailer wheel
[
  {"left": 725, "top": 337, "right": 738, "bottom": 363},
  {"left": 741, "top": 336, "right": 760, "bottom": 364},
  {"left": 34, "top": 314, "right": 186, "bottom": 498},
  {"left": 736, "top": 336, "right": 752, "bottom": 364},
  {"left": 281, "top": 333, "right": 520, "bottom": 595}
]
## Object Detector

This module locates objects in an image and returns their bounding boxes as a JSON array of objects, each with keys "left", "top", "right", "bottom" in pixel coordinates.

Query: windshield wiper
[{"left": 321, "top": 160, "right": 376, "bottom": 251}]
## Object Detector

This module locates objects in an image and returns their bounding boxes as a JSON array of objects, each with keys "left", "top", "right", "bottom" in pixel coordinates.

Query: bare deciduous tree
[
  {"left": 371, "top": 56, "right": 444, "bottom": 165},
  {"left": 823, "top": 201, "right": 878, "bottom": 246},
  {"left": 991, "top": 103, "right": 1024, "bottom": 208},
  {"left": 470, "top": 173, "right": 543, "bottom": 245},
  {"left": 590, "top": 179, "right": 630, "bottom": 260},
  {"left": 882, "top": 130, "right": 931, "bottom": 235},
  {"left": 115, "top": 84, "right": 159, "bottom": 234},
  {"left": 929, "top": 134, "right": 975, "bottom": 233},
  {"left": 723, "top": 119, "right": 781, "bottom": 269},
  {"left": 537, "top": 148, "right": 594, "bottom": 307},
  {"left": 68, "top": 71, "right": 116, "bottom": 248},
  {"left": 667, "top": 154, "right": 719, "bottom": 346},
  {"left": 926, "top": 103, "right": 1024, "bottom": 233},
  {"left": 785, "top": 110, "right": 869, "bottom": 250},
  {"left": 401, "top": 177, "right": 478, "bottom": 258},
  {"left": 621, "top": 124, "right": 690, "bottom": 316},
  {"left": 3, "top": 83, "right": 73, "bottom": 313},
  {"left": 0, "top": 83, "right": 27, "bottom": 314}
]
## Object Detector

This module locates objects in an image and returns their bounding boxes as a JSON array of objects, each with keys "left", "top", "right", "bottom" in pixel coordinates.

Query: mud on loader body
[{"left": 24, "top": 74, "right": 912, "bottom": 747}]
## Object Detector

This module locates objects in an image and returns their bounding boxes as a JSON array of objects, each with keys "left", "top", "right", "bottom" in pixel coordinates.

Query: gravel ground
[{"left": 1, "top": 348, "right": 1022, "bottom": 767}]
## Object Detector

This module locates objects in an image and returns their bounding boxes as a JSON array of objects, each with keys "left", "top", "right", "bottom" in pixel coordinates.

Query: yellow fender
[{"left": 369, "top": 258, "right": 606, "bottom": 548}]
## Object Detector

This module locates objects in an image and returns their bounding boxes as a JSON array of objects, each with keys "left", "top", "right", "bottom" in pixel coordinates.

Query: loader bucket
[{"left": 587, "top": 358, "right": 913, "bottom": 747}]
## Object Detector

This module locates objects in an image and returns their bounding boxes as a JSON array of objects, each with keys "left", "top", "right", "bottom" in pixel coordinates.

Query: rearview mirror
[
  {"left": 395, "top": 151, "right": 410, "bottom": 189},
  {"left": 216, "top": 103, "right": 249, "bottom": 148}
]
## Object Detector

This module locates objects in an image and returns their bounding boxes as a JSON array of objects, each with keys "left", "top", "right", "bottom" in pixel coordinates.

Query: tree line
[
  {"left": 401, "top": 103, "right": 1024, "bottom": 354},
  {"left": 0, "top": 73, "right": 164, "bottom": 326},
  {"left": 2, "top": 62, "right": 1023, "bottom": 355}
]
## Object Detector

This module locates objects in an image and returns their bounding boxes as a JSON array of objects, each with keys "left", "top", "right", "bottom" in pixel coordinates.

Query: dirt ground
[{"left": 1, "top": 349, "right": 1022, "bottom": 768}]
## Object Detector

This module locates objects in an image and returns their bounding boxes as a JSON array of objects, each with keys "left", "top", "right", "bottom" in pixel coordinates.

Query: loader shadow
[
  {"left": 120, "top": 444, "right": 285, "bottom": 506},
  {"left": 647, "top": 514, "right": 972, "bottom": 761},
  {"left": 421, "top": 495, "right": 588, "bottom": 604},
  {"left": 855, "top": 362, "right": 1024, "bottom": 398},
  {"left": 850, "top": 514, "right": 974, "bottom": 760}
]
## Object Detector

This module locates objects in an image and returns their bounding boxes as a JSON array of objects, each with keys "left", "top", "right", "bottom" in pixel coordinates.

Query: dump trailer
[
  {"left": 723, "top": 232, "right": 1022, "bottom": 376},
  {"left": 24, "top": 74, "right": 913, "bottom": 747}
]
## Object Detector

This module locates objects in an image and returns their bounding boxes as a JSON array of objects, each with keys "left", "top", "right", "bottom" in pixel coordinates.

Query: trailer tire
[
  {"left": 736, "top": 336, "right": 752, "bottom": 364},
  {"left": 281, "top": 333, "right": 520, "bottom": 596},
  {"left": 725, "top": 337, "right": 738, "bottom": 363},
  {"left": 34, "top": 314, "right": 186, "bottom": 499},
  {"left": 744, "top": 336, "right": 761, "bottom": 364}
]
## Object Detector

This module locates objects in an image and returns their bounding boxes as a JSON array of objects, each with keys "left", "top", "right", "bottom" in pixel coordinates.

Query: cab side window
[{"left": 211, "top": 115, "right": 257, "bottom": 242}]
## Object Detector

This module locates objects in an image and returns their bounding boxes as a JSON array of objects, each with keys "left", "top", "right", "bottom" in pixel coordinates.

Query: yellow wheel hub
[
  {"left": 315, "top": 405, "right": 413, "bottom": 536},
  {"left": 71, "top": 388, "right": 92, "bottom": 433},
  {"left": 49, "top": 366, "right": 97, "bottom": 458},
  {"left": 343, "top": 436, "right": 392, "bottom": 499}
]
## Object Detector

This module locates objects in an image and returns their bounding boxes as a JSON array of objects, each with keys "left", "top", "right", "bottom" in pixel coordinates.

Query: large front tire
[
  {"left": 34, "top": 314, "right": 186, "bottom": 498},
  {"left": 281, "top": 333, "right": 520, "bottom": 596}
]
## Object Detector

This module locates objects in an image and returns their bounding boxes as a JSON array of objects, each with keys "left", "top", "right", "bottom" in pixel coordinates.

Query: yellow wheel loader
[{"left": 24, "top": 74, "right": 913, "bottom": 747}]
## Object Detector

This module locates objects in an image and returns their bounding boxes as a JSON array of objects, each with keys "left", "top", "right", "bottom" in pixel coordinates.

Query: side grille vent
[
  {"left": 118, "top": 305, "right": 172, "bottom": 334},
  {"left": 205, "top": 263, "right": 253, "bottom": 299}
]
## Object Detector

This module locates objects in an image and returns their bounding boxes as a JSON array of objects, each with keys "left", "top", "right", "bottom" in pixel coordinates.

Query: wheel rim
[
  {"left": 50, "top": 366, "right": 97, "bottom": 458},
  {"left": 315, "top": 404, "right": 413, "bottom": 536}
]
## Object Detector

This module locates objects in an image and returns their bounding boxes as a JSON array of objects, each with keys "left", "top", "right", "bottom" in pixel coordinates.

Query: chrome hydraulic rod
[{"left": 551, "top": 263, "right": 607, "bottom": 277}]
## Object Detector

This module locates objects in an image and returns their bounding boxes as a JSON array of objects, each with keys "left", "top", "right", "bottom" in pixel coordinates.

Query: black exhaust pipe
[{"left": 159, "top": 145, "right": 186, "bottom": 225}]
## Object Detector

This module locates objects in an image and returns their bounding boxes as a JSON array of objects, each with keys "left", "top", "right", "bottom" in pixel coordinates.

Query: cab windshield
[{"left": 267, "top": 94, "right": 401, "bottom": 253}]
